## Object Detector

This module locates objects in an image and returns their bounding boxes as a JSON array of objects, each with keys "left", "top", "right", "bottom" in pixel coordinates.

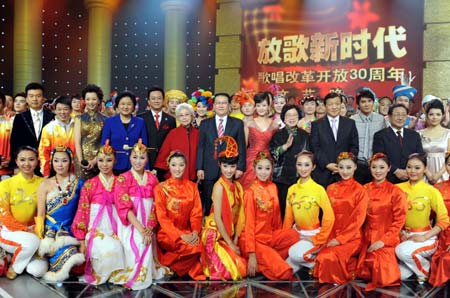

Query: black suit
[
  {"left": 10, "top": 109, "right": 54, "bottom": 173},
  {"left": 138, "top": 110, "right": 176, "bottom": 178},
  {"left": 196, "top": 116, "right": 246, "bottom": 215},
  {"left": 310, "top": 116, "right": 359, "bottom": 187},
  {"left": 373, "top": 127, "right": 423, "bottom": 184}
]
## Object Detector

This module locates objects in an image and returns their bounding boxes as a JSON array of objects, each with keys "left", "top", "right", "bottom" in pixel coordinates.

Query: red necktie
[
  {"left": 218, "top": 118, "right": 224, "bottom": 138},
  {"left": 396, "top": 130, "right": 403, "bottom": 146},
  {"left": 155, "top": 113, "right": 160, "bottom": 129}
]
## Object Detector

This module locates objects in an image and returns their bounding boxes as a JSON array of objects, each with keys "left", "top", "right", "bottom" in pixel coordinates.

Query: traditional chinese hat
[
  {"left": 233, "top": 88, "right": 255, "bottom": 106},
  {"left": 392, "top": 71, "right": 417, "bottom": 101},
  {"left": 131, "top": 138, "right": 148, "bottom": 155},
  {"left": 214, "top": 136, "right": 239, "bottom": 159},
  {"left": 188, "top": 89, "right": 214, "bottom": 113},
  {"left": 165, "top": 90, "right": 188, "bottom": 104},
  {"left": 97, "top": 139, "right": 115, "bottom": 156}
]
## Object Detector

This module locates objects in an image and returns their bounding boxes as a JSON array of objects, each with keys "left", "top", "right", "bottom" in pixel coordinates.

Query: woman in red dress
[
  {"left": 240, "top": 93, "right": 278, "bottom": 190},
  {"left": 357, "top": 153, "right": 407, "bottom": 291},
  {"left": 429, "top": 152, "right": 450, "bottom": 287},
  {"left": 314, "top": 152, "right": 369, "bottom": 284}
]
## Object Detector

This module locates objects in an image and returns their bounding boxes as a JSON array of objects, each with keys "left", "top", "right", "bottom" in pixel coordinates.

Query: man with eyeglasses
[{"left": 373, "top": 104, "right": 424, "bottom": 184}]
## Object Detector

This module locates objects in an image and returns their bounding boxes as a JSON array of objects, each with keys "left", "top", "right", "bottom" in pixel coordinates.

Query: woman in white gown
[{"left": 71, "top": 141, "right": 125, "bottom": 285}]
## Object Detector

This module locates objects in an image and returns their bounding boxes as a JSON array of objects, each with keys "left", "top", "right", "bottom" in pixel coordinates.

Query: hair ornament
[
  {"left": 368, "top": 152, "right": 386, "bottom": 165},
  {"left": 253, "top": 150, "right": 273, "bottom": 167},
  {"left": 337, "top": 151, "right": 355, "bottom": 163},
  {"left": 166, "top": 150, "right": 184, "bottom": 165}
]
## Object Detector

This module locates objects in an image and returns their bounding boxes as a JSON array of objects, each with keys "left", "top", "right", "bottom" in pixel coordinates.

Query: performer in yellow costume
[
  {"left": 396, "top": 153, "right": 450, "bottom": 283},
  {"left": 0, "top": 146, "right": 47, "bottom": 279}
]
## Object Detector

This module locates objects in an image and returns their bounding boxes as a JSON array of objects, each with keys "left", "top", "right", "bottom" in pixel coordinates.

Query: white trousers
[
  {"left": 395, "top": 230, "right": 438, "bottom": 280},
  {"left": 285, "top": 227, "right": 321, "bottom": 272},
  {"left": 0, "top": 226, "right": 47, "bottom": 276}
]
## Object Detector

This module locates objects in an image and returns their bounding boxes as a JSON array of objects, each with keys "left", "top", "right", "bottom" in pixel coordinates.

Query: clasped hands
[{"left": 181, "top": 231, "right": 199, "bottom": 246}]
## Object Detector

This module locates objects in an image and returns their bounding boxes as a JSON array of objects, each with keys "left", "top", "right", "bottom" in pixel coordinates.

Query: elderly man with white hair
[{"left": 154, "top": 103, "right": 199, "bottom": 181}]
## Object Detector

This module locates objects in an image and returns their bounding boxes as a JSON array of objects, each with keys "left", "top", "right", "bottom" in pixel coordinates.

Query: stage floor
[{"left": 1, "top": 269, "right": 449, "bottom": 298}]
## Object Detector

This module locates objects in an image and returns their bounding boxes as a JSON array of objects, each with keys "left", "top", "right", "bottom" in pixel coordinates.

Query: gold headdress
[
  {"left": 97, "top": 139, "right": 116, "bottom": 156},
  {"left": 131, "top": 138, "right": 148, "bottom": 155},
  {"left": 165, "top": 90, "right": 188, "bottom": 104},
  {"left": 50, "top": 145, "right": 73, "bottom": 162}
]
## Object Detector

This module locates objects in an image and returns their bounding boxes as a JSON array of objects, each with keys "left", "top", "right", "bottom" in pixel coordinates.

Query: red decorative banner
[{"left": 241, "top": 0, "right": 424, "bottom": 103}]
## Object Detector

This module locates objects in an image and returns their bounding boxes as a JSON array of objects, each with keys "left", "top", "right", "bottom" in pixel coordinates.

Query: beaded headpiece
[
  {"left": 131, "top": 138, "right": 148, "bottom": 155},
  {"left": 253, "top": 150, "right": 273, "bottom": 168},
  {"left": 336, "top": 151, "right": 356, "bottom": 163},
  {"left": 233, "top": 88, "right": 255, "bottom": 106},
  {"left": 301, "top": 95, "right": 319, "bottom": 105},
  {"left": 214, "top": 136, "right": 239, "bottom": 159},
  {"left": 368, "top": 152, "right": 387, "bottom": 165},
  {"left": 50, "top": 145, "right": 73, "bottom": 163},
  {"left": 97, "top": 139, "right": 115, "bottom": 156}
]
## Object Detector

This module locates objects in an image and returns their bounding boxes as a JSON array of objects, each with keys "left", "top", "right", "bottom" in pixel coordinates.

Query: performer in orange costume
[
  {"left": 429, "top": 152, "right": 450, "bottom": 287},
  {"left": 201, "top": 136, "right": 247, "bottom": 280},
  {"left": 314, "top": 152, "right": 369, "bottom": 284},
  {"left": 239, "top": 151, "right": 299, "bottom": 280},
  {"left": 154, "top": 151, "right": 204, "bottom": 280},
  {"left": 357, "top": 153, "right": 407, "bottom": 291}
]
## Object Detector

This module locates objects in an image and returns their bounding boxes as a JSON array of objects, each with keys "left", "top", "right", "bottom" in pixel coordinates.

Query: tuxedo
[
  {"left": 138, "top": 110, "right": 176, "bottom": 176},
  {"left": 310, "top": 116, "right": 359, "bottom": 187},
  {"left": 373, "top": 127, "right": 423, "bottom": 184},
  {"left": 196, "top": 115, "right": 246, "bottom": 215},
  {"left": 10, "top": 109, "right": 54, "bottom": 171}
]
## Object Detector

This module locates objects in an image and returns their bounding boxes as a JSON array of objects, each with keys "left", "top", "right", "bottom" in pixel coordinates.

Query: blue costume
[{"left": 38, "top": 175, "right": 85, "bottom": 281}]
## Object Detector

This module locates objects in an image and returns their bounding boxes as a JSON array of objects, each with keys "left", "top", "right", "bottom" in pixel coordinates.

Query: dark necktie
[{"left": 396, "top": 130, "right": 403, "bottom": 146}]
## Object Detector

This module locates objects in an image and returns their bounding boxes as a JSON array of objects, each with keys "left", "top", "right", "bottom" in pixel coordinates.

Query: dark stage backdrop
[
  {"left": 112, "top": 0, "right": 216, "bottom": 111},
  {"left": 0, "top": 0, "right": 216, "bottom": 102},
  {"left": 0, "top": 0, "right": 14, "bottom": 95},
  {"left": 241, "top": 0, "right": 424, "bottom": 103}
]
